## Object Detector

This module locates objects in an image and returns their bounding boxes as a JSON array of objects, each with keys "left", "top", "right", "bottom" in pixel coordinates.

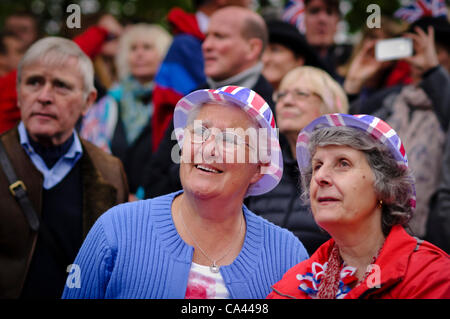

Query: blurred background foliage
[{"left": 0, "top": 0, "right": 448, "bottom": 42}]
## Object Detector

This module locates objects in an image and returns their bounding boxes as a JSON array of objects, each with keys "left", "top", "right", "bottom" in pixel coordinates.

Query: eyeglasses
[
  {"left": 273, "top": 89, "right": 319, "bottom": 103},
  {"left": 188, "top": 125, "right": 253, "bottom": 152}
]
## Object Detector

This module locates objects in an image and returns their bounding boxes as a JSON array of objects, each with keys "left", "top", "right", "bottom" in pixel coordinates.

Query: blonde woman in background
[
  {"left": 80, "top": 24, "right": 172, "bottom": 199},
  {"left": 245, "top": 66, "right": 348, "bottom": 255}
]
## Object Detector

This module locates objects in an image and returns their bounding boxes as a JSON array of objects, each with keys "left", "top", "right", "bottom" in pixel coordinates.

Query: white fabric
[{"left": 185, "top": 262, "right": 230, "bottom": 299}]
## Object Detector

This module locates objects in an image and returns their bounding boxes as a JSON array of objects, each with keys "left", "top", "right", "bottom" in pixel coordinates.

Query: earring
[{"left": 378, "top": 200, "right": 383, "bottom": 207}]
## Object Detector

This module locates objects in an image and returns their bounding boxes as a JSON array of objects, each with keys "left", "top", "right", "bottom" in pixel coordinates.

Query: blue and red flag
[{"left": 394, "top": 0, "right": 448, "bottom": 23}]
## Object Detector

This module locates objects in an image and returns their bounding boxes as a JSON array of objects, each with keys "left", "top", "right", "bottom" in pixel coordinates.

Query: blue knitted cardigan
[{"left": 62, "top": 191, "right": 308, "bottom": 299}]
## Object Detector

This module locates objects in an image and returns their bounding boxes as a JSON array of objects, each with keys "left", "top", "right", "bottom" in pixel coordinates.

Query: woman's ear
[{"left": 249, "top": 162, "right": 269, "bottom": 185}]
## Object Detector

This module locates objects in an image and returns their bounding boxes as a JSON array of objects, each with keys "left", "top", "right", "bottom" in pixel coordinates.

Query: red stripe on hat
[
  {"left": 330, "top": 114, "right": 343, "bottom": 126},
  {"left": 297, "top": 134, "right": 309, "bottom": 144},
  {"left": 399, "top": 142, "right": 406, "bottom": 157},
  {"left": 246, "top": 107, "right": 259, "bottom": 118},
  {"left": 270, "top": 116, "right": 275, "bottom": 129},
  {"left": 223, "top": 86, "right": 239, "bottom": 94},
  {"left": 250, "top": 94, "right": 266, "bottom": 111},
  {"left": 178, "top": 99, "right": 193, "bottom": 111},
  {"left": 374, "top": 119, "right": 392, "bottom": 134},
  {"left": 210, "top": 91, "right": 223, "bottom": 102}
]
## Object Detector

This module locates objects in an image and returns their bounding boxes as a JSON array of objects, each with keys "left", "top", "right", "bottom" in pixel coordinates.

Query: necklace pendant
[{"left": 210, "top": 262, "right": 220, "bottom": 273}]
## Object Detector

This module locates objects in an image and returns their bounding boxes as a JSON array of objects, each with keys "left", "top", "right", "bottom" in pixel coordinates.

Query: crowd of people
[{"left": 0, "top": 0, "right": 449, "bottom": 299}]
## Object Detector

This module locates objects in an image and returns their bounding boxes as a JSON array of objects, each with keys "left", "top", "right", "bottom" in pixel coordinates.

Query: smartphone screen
[{"left": 375, "top": 38, "right": 413, "bottom": 61}]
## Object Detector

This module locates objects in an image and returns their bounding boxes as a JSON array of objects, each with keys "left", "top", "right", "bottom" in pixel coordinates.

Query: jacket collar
[
  {"left": 347, "top": 225, "right": 419, "bottom": 298},
  {"left": 206, "top": 62, "right": 264, "bottom": 90},
  {"left": 270, "top": 225, "right": 420, "bottom": 299},
  {"left": 79, "top": 139, "right": 117, "bottom": 237}
]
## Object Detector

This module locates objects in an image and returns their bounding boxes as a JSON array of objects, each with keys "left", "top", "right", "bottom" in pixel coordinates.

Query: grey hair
[
  {"left": 16, "top": 36, "right": 95, "bottom": 98},
  {"left": 300, "top": 126, "right": 415, "bottom": 235}
]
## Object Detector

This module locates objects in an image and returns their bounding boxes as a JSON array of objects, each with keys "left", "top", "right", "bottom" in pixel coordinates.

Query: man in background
[
  {"left": 151, "top": 0, "right": 252, "bottom": 152},
  {"left": 303, "top": 0, "right": 350, "bottom": 80},
  {"left": 145, "top": 5, "right": 272, "bottom": 198},
  {"left": 0, "top": 37, "right": 128, "bottom": 298}
]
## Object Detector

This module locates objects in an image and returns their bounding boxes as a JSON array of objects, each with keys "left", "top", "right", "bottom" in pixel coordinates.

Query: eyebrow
[
  {"left": 24, "top": 74, "right": 43, "bottom": 82},
  {"left": 53, "top": 78, "right": 74, "bottom": 89},
  {"left": 24, "top": 74, "right": 75, "bottom": 89},
  {"left": 312, "top": 150, "right": 351, "bottom": 160}
]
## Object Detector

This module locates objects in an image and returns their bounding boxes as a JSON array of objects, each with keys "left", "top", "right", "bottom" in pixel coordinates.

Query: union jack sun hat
[
  {"left": 173, "top": 86, "right": 283, "bottom": 196},
  {"left": 296, "top": 113, "right": 416, "bottom": 210}
]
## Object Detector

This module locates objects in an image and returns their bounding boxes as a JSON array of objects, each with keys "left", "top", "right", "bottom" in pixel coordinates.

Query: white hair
[
  {"left": 16, "top": 37, "right": 95, "bottom": 98},
  {"left": 115, "top": 23, "right": 172, "bottom": 81}
]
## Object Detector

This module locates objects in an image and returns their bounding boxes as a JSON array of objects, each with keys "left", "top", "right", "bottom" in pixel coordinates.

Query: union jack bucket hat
[
  {"left": 296, "top": 113, "right": 416, "bottom": 210},
  {"left": 174, "top": 86, "right": 283, "bottom": 196}
]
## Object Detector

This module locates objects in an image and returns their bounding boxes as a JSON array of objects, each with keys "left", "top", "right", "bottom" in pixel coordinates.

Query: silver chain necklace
[{"left": 179, "top": 207, "right": 244, "bottom": 273}]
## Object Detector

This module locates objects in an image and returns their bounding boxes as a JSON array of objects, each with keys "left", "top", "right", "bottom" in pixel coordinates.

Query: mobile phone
[{"left": 375, "top": 37, "right": 413, "bottom": 61}]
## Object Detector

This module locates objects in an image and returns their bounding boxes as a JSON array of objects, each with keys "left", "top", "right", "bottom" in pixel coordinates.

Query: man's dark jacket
[{"left": 0, "top": 127, "right": 129, "bottom": 298}]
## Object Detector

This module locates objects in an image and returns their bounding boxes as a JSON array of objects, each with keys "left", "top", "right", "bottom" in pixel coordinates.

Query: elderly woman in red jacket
[{"left": 268, "top": 113, "right": 450, "bottom": 299}]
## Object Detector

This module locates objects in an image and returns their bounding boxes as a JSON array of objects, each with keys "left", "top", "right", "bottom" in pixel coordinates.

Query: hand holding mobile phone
[
  {"left": 403, "top": 26, "right": 439, "bottom": 75},
  {"left": 375, "top": 37, "right": 413, "bottom": 61}
]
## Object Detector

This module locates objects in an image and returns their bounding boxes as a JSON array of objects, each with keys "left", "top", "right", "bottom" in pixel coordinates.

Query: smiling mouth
[{"left": 195, "top": 164, "right": 223, "bottom": 174}]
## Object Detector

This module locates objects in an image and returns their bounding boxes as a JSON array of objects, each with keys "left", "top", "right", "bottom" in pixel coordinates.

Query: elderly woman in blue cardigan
[{"left": 63, "top": 86, "right": 308, "bottom": 299}]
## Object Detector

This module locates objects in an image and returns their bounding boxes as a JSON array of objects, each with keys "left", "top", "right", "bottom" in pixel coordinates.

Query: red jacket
[
  {"left": 0, "top": 70, "right": 20, "bottom": 134},
  {"left": 267, "top": 225, "right": 450, "bottom": 299}
]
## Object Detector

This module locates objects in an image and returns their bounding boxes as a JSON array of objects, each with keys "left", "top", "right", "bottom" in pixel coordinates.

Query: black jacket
[{"left": 427, "top": 125, "right": 450, "bottom": 253}]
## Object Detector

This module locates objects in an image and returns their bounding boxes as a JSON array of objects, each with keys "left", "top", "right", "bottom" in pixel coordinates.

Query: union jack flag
[
  {"left": 394, "top": 0, "right": 448, "bottom": 23},
  {"left": 282, "top": 0, "right": 306, "bottom": 33}
]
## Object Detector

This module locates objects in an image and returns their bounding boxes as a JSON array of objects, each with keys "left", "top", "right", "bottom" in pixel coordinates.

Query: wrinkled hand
[
  {"left": 344, "top": 40, "right": 388, "bottom": 94},
  {"left": 404, "top": 26, "right": 439, "bottom": 76}
]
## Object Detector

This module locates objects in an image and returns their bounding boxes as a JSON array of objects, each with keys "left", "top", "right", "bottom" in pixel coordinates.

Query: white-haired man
[{"left": 0, "top": 37, "right": 129, "bottom": 298}]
